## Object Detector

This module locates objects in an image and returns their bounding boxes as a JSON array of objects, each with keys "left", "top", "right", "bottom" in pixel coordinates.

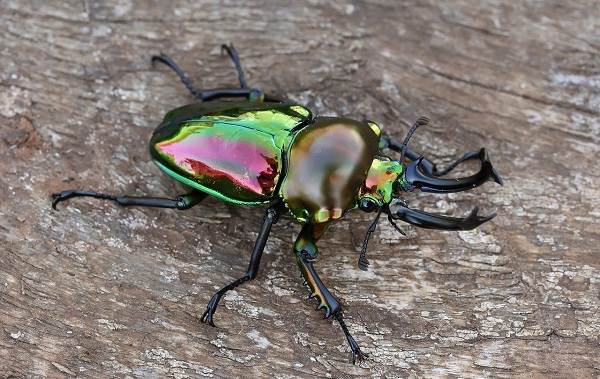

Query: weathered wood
[{"left": 1, "top": 1, "right": 599, "bottom": 377}]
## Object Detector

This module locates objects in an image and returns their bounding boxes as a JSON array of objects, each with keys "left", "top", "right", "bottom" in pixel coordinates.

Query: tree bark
[{"left": 1, "top": 1, "right": 599, "bottom": 377}]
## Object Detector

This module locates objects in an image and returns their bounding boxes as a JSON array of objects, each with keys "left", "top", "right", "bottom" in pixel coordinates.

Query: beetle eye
[{"left": 359, "top": 198, "right": 378, "bottom": 213}]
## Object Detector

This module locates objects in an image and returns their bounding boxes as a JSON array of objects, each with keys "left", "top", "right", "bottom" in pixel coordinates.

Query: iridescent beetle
[{"left": 52, "top": 45, "right": 503, "bottom": 363}]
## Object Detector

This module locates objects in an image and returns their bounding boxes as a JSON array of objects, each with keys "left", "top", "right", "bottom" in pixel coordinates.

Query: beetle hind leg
[
  {"left": 51, "top": 189, "right": 206, "bottom": 210},
  {"left": 221, "top": 43, "right": 248, "bottom": 89},
  {"left": 151, "top": 53, "right": 204, "bottom": 99},
  {"left": 152, "top": 45, "right": 270, "bottom": 102}
]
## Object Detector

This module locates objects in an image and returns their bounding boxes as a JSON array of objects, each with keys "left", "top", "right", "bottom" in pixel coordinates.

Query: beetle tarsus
[
  {"left": 200, "top": 274, "right": 251, "bottom": 327},
  {"left": 200, "top": 312, "right": 215, "bottom": 327},
  {"left": 52, "top": 190, "right": 113, "bottom": 210},
  {"left": 200, "top": 294, "right": 220, "bottom": 327},
  {"left": 151, "top": 53, "right": 204, "bottom": 99},
  {"left": 358, "top": 256, "right": 369, "bottom": 271},
  {"left": 349, "top": 343, "right": 368, "bottom": 365},
  {"left": 335, "top": 313, "right": 367, "bottom": 365},
  {"left": 221, "top": 43, "right": 248, "bottom": 89}
]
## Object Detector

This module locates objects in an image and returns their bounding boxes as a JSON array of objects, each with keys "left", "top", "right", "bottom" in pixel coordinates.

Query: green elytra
[
  {"left": 150, "top": 100, "right": 403, "bottom": 224},
  {"left": 52, "top": 45, "right": 502, "bottom": 364}
]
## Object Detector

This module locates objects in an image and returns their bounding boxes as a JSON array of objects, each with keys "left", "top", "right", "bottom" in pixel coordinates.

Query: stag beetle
[{"left": 52, "top": 44, "right": 503, "bottom": 363}]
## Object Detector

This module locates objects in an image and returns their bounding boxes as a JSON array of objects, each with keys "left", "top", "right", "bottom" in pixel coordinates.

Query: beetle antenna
[
  {"left": 358, "top": 207, "right": 384, "bottom": 271},
  {"left": 386, "top": 211, "right": 407, "bottom": 236},
  {"left": 399, "top": 116, "right": 430, "bottom": 162}
]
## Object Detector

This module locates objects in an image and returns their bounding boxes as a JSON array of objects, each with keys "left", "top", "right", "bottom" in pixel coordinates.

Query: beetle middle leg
[
  {"left": 200, "top": 202, "right": 282, "bottom": 326},
  {"left": 294, "top": 223, "right": 367, "bottom": 364},
  {"left": 51, "top": 189, "right": 207, "bottom": 210}
]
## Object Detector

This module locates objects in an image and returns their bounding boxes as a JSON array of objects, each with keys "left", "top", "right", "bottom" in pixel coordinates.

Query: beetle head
[
  {"left": 355, "top": 115, "right": 503, "bottom": 270},
  {"left": 356, "top": 116, "right": 428, "bottom": 213},
  {"left": 357, "top": 158, "right": 404, "bottom": 212},
  {"left": 392, "top": 116, "right": 502, "bottom": 194}
]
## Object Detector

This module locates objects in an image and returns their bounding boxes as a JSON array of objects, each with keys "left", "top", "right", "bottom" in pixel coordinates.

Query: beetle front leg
[
  {"left": 294, "top": 224, "right": 367, "bottom": 364},
  {"left": 200, "top": 203, "right": 282, "bottom": 326}
]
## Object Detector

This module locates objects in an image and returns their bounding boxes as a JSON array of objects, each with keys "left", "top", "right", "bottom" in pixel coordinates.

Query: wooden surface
[{"left": 1, "top": 1, "right": 599, "bottom": 378}]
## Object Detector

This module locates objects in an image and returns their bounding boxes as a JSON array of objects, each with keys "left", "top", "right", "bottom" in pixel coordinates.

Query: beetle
[{"left": 52, "top": 44, "right": 503, "bottom": 363}]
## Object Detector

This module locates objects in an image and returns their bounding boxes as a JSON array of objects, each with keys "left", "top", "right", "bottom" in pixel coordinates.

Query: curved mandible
[
  {"left": 403, "top": 148, "right": 503, "bottom": 193},
  {"left": 390, "top": 202, "right": 496, "bottom": 230}
]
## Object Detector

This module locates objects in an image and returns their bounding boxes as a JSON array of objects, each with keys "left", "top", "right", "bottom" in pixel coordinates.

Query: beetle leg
[
  {"left": 390, "top": 202, "right": 496, "bottom": 230},
  {"left": 335, "top": 313, "right": 368, "bottom": 364},
  {"left": 51, "top": 189, "right": 206, "bottom": 211},
  {"left": 200, "top": 203, "right": 282, "bottom": 326},
  {"left": 152, "top": 51, "right": 268, "bottom": 102},
  {"left": 221, "top": 44, "right": 248, "bottom": 89},
  {"left": 386, "top": 211, "right": 407, "bottom": 236},
  {"left": 151, "top": 53, "right": 204, "bottom": 99},
  {"left": 220, "top": 44, "right": 281, "bottom": 102},
  {"left": 294, "top": 223, "right": 367, "bottom": 364},
  {"left": 357, "top": 207, "right": 383, "bottom": 271}
]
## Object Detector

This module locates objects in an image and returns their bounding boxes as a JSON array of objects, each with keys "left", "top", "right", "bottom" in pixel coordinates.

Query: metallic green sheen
[
  {"left": 280, "top": 117, "right": 380, "bottom": 223},
  {"left": 150, "top": 102, "right": 311, "bottom": 205},
  {"left": 358, "top": 158, "right": 404, "bottom": 206}
]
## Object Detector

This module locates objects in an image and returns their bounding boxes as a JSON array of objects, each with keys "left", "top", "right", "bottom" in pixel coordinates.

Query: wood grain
[{"left": 1, "top": 1, "right": 599, "bottom": 377}]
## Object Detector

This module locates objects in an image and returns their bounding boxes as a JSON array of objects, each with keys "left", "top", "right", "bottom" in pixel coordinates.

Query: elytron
[{"left": 53, "top": 44, "right": 502, "bottom": 363}]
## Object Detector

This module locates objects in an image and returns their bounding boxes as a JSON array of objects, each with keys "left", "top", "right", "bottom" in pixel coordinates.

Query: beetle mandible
[{"left": 52, "top": 44, "right": 503, "bottom": 363}]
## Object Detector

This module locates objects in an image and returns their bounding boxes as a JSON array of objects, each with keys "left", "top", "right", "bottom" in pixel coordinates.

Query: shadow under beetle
[{"left": 52, "top": 44, "right": 503, "bottom": 364}]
